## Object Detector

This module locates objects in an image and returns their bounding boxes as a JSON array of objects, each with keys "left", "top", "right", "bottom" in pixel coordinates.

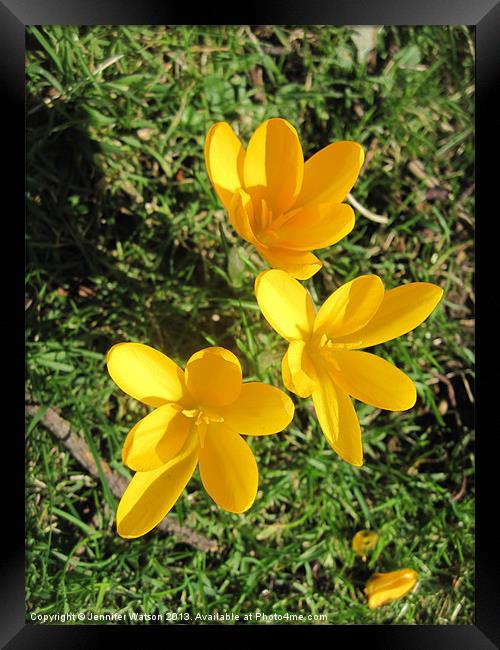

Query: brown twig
[
  {"left": 433, "top": 372, "right": 457, "bottom": 408},
  {"left": 450, "top": 474, "right": 467, "bottom": 502},
  {"left": 25, "top": 393, "right": 218, "bottom": 552}
]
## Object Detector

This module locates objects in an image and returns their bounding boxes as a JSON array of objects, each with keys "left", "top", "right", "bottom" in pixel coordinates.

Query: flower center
[
  {"left": 181, "top": 407, "right": 224, "bottom": 448},
  {"left": 252, "top": 198, "right": 275, "bottom": 241},
  {"left": 308, "top": 333, "right": 361, "bottom": 365}
]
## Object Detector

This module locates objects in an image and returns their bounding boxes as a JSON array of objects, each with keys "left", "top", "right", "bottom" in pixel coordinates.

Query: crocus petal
[
  {"left": 218, "top": 382, "right": 294, "bottom": 435},
  {"left": 313, "top": 275, "right": 384, "bottom": 340},
  {"left": 364, "top": 569, "right": 418, "bottom": 609},
  {"left": 267, "top": 203, "right": 354, "bottom": 251},
  {"left": 294, "top": 141, "right": 365, "bottom": 209},
  {"left": 122, "top": 403, "right": 192, "bottom": 472},
  {"left": 311, "top": 367, "right": 363, "bottom": 466},
  {"left": 257, "top": 243, "right": 322, "bottom": 280},
  {"left": 327, "top": 350, "right": 416, "bottom": 411},
  {"left": 185, "top": 347, "right": 242, "bottom": 408},
  {"left": 332, "top": 282, "right": 444, "bottom": 349},
  {"left": 284, "top": 340, "right": 317, "bottom": 397},
  {"left": 106, "top": 342, "right": 187, "bottom": 408},
  {"left": 281, "top": 350, "right": 297, "bottom": 395},
  {"left": 199, "top": 423, "right": 258, "bottom": 513},
  {"left": 243, "top": 118, "right": 304, "bottom": 216},
  {"left": 204, "top": 121, "right": 245, "bottom": 211},
  {"left": 228, "top": 188, "right": 258, "bottom": 243},
  {"left": 255, "top": 269, "right": 316, "bottom": 342},
  {"left": 116, "top": 433, "right": 199, "bottom": 539}
]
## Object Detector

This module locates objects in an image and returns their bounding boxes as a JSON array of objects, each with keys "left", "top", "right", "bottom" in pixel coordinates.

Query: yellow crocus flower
[
  {"left": 352, "top": 530, "right": 379, "bottom": 561},
  {"left": 106, "top": 343, "right": 294, "bottom": 538},
  {"left": 364, "top": 569, "right": 419, "bottom": 609},
  {"left": 255, "top": 270, "right": 443, "bottom": 466},
  {"left": 204, "top": 118, "right": 364, "bottom": 280}
]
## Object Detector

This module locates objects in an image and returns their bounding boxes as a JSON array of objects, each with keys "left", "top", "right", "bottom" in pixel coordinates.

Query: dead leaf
[
  {"left": 249, "top": 66, "right": 266, "bottom": 103},
  {"left": 388, "top": 437, "right": 402, "bottom": 453},
  {"left": 408, "top": 159, "right": 439, "bottom": 188},
  {"left": 351, "top": 27, "right": 380, "bottom": 64},
  {"left": 424, "top": 187, "right": 449, "bottom": 202},
  {"left": 78, "top": 286, "right": 95, "bottom": 298},
  {"left": 137, "top": 128, "right": 155, "bottom": 141}
]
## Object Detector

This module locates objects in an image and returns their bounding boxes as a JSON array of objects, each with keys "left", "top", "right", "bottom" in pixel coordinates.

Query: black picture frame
[{"left": 13, "top": 1, "right": 491, "bottom": 647}]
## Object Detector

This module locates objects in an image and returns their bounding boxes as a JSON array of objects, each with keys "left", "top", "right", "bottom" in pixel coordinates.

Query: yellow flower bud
[{"left": 352, "top": 530, "right": 379, "bottom": 561}]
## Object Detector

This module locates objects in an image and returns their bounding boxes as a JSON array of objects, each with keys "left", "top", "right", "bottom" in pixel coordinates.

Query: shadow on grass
[{"left": 26, "top": 92, "right": 232, "bottom": 364}]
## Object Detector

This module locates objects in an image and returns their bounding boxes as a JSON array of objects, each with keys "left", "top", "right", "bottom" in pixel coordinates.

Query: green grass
[{"left": 26, "top": 25, "right": 474, "bottom": 625}]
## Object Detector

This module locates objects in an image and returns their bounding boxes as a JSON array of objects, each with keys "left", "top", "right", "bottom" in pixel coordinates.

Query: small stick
[
  {"left": 450, "top": 474, "right": 467, "bottom": 503},
  {"left": 25, "top": 394, "right": 218, "bottom": 552},
  {"left": 347, "top": 193, "right": 389, "bottom": 224}
]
